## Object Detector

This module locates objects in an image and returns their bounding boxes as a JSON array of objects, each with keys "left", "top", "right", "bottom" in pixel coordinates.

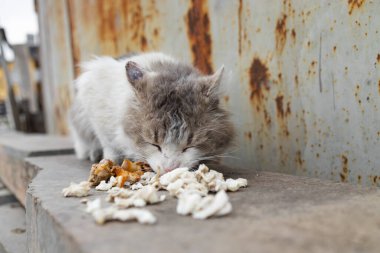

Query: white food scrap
[
  {"left": 159, "top": 167, "right": 189, "bottom": 186},
  {"left": 225, "top": 178, "right": 248, "bottom": 192},
  {"left": 111, "top": 185, "right": 165, "bottom": 208},
  {"left": 95, "top": 176, "right": 117, "bottom": 191},
  {"left": 92, "top": 206, "right": 156, "bottom": 225},
  {"left": 192, "top": 190, "right": 232, "bottom": 219},
  {"left": 130, "top": 182, "right": 143, "bottom": 191},
  {"left": 62, "top": 181, "right": 91, "bottom": 197},
  {"left": 176, "top": 193, "right": 202, "bottom": 215},
  {"left": 160, "top": 165, "right": 248, "bottom": 199},
  {"left": 139, "top": 172, "right": 157, "bottom": 185},
  {"left": 176, "top": 191, "right": 232, "bottom": 219},
  {"left": 65, "top": 163, "right": 247, "bottom": 225},
  {"left": 86, "top": 198, "right": 101, "bottom": 213}
]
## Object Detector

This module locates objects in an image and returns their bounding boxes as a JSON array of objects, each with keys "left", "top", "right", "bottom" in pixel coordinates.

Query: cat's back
[
  {"left": 73, "top": 52, "right": 178, "bottom": 123},
  {"left": 75, "top": 52, "right": 176, "bottom": 96}
]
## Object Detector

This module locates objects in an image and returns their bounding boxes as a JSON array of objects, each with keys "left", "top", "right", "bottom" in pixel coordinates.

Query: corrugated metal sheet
[{"left": 37, "top": 0, "right": 380, "bottom": 186}]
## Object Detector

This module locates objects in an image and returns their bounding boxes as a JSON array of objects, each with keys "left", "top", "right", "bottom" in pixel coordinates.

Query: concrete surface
[
  {"left": 26, "top": 155, "right": 380, "bottom": 253},
  {"left": 0, "top": 181, "right": 26, "bottom": 253},
  {"left": 0, "top": 131, "right": 74, "bottom": 205}
]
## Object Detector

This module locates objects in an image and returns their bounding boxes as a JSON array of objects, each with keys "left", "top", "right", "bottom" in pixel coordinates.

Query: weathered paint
[
  {"left": 186, "top": 0, "right": 213, "bottom": 74},
  {"left": 38, "top": 0, "right": 380, "bottom": 187},
  {"left": 37, "top": 0, "right": 74, "bottom": 134}
]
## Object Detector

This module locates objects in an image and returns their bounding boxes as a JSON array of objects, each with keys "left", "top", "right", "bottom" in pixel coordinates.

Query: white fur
[{"left": 70, "top": 53, "right": 176, "bottom": 163}]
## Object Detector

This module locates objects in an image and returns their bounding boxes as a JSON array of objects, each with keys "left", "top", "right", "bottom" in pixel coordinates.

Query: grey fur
[
  {"left": 123, "top": 59, "right": 234, "bottom": 163},
  {"left": 70, "top": 53, "right": 234, "bottom": 169}
]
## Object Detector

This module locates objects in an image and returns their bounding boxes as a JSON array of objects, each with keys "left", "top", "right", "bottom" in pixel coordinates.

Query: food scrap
[
  {"left": 88, "top": 159, "right": 114, "bottom": 186},
  {"left": 62, "top": 181, "right": 91, "bottom": 197},
  {"left": 92, "top": 207, "right": 156, "bottom": 225},
  {"left": 62, "top": 159, "right": 248, "bottom": 225},
  {"left": 85, "top": 198, "right": 156, "bottom": 224},
  {"left": 88, "top": 159, "right": 149, "bottom": 188},
  {"left": 95, "top": 176, "right": 117, "bottom": 191},
  {"left": 177, "top": 191, "right": 232, "bottom": 219}
]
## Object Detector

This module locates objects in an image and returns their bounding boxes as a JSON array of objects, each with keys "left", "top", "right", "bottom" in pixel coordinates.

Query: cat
[{"left": 69, "top": 52, "right": 234, "bottom": 174}]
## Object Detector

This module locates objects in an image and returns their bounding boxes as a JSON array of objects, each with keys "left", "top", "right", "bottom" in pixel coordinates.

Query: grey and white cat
[{"left": 69, "top": 52, "right": 234, "bottom": 174}]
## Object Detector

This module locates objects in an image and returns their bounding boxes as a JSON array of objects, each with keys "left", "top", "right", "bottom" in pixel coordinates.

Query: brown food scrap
[
  {"left": 88, "top": 159, "right": 114, "bottom": 186},
  {"left": 121, "top": 159, "right": 151, "bottom": 173},
  {"left": 88, "top": 159, "right": 151, "bottom": 188},
  {"left": 113, "top": 166, "right": 130, "bottom": 187},
  {"left": 135, "top": 161, "right": 152, "bottom": 172}
]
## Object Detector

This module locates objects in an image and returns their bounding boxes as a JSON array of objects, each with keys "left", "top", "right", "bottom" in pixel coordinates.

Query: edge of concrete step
[
  {"left": 25, "top": 154, "right": 380, "bottom": 253},
  {"left": 0, "top": 131, "right": 74, "bottom": 205}
]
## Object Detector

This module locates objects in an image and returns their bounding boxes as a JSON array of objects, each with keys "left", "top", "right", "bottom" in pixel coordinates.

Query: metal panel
[
  {"left": 37, "top": 0, "right": 380, "bottom": 186},
  {"left": 37, "top": 0, "right": 75, "bottom": 134}
]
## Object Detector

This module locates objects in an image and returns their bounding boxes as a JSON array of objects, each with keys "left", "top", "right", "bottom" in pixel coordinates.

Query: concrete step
[
  {"left": 0, "top": 131, "right": 74, "bottom": 205},
  {"left": 0, "top": 181, "right": 26, "bottom": 253},
  {"left": 25, "top": 155, "right": 380, "bottom": 253}
]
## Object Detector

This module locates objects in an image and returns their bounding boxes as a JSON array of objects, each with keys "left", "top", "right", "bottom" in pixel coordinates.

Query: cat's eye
[
  {"left": 182, "top": 146, "right": 194, "bottom": 153},
  {"left": 149, "top": 143, "right": 161, "bottom": 152}
]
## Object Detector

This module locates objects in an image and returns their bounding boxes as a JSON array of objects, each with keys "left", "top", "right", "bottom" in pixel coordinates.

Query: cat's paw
[{"left": 89, "top": 149, "right": 103, "bottom": 162}]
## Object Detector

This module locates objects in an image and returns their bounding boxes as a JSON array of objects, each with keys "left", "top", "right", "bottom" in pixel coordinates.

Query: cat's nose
[
  {"left": 164, "top": 166, "right": 176, "bottom": 173},
  {"left": 164, "top": 163, "right": 180, "bottom": 173}
]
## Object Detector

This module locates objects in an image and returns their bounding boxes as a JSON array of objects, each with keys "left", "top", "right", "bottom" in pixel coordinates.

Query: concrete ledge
[
  {"left": 0, "top": 132, "right": 74, "bottom": 205},
  {"left": 26, "top": 155, "right": 380, "bottom": 253},
  {"left": 0, "top": 192, "right": 26, "bottom": 253}
]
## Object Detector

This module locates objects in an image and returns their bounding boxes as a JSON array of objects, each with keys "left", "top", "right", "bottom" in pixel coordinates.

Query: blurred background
[
  {"left": 0, "top": 0, "right": 379, "bottom": 187},
  {"left": 0, "top": 0, "right": 41, "bottom": 132}
]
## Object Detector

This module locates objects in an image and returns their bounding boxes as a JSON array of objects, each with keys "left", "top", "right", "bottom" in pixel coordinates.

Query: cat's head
[{"left": 123, "top": 60, "right": 234, "bottom": 174}]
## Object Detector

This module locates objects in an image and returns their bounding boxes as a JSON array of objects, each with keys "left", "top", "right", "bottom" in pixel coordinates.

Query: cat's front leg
[{"left": 103, "top": 146, "right": 122, "bottom": 164}]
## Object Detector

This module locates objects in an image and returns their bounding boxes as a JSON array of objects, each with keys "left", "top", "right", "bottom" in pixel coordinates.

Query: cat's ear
[
  {"left": 202, "top": 65, "right": 224, "bottom": 97},
  {"left": 125, "top": 61, "right": 145, "bottom": 88}
]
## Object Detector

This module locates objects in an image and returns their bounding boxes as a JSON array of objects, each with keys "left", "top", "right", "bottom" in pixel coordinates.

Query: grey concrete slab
[
  {"left": 0, "top": 131, "right": 74, "bottom": 205},
  {"left": 0, "top": 182, "right": 26, "bottom": 253},
  {"left": 26, "top": 155, "right": 380, "bottom": 253}
]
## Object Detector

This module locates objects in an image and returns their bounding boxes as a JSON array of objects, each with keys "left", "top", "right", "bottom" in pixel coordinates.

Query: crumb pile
[{"left": 62, "top": 159, "right": 247, "bottom": 225}]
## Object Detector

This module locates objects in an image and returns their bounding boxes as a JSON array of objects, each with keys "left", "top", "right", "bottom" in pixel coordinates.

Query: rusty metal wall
[{"left": 37, "top": 0, "right": 380, "bottom": 186}]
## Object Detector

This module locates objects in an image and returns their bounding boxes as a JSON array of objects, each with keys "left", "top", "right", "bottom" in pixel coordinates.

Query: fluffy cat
[{"left": 69, "top": 52, "right": 234, "bottom": 174}]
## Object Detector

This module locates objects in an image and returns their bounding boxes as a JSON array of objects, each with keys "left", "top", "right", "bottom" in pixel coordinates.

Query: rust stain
[
  {"left": 275, "top": 94, "right": 291, "bottom": 119},
  {"left": 354, "top": 84, "right": 363, "bottom": 106},
  {"left": 128, "top": 1, "right": 145, "bottom": 51},
  {"left": 246, "top": 132, "right": 252, "bottom": 140},
  {"left": 275, "top": 14, "right": 287, "bottom": 53},
  {"left": 357, "top": 175, "right": 362, "bottom": 184},
  {"left": 286, "top": 102, "right": 291, "bottom": 115},
  {"left": 378, "top": 80, "right": 380, "bottom": 94},
  {"left": 278, "top": 73, "right": 282, "bottom": 82},
  {"left": 348, "top": 0, "right": 366, "bottom": 15},
  {"left": 291, "top": 29, "right": 296, "bottom": 41},
  {"left": 249, "top": 58, "right": 270, "bottom": 106},
  {"left": 263, "top": 109, "right": 272, "bottom": 126},
  {"left": 97, "top": 2, "right": 118, "bottom": 51},
  {"left": 340, "top": 155, "right": 349, "bottom": 182},
  {"left": 223, "top": 95, "right": 229, "bottom": 103},
  {"left": 238, "top": 0, "right": 243, "bottom": 55},
  {"left": 275, "top": 95, "right": 285, "bottom": 118},
  {"left": 373, "top": 175, "right": 378, "bottom": 185},
  {"left": 377, "top": 54, "right": 380, "bottom": 63},
  {"left": 140, "top": 35, "right": 148, "bottom": 50},
  {"left": 153, "top": 28, "right": 159, "bottom": 37},
  {"left": 66, "top": 0, "right": 81, "bottom": 76},
  {"left": 186, "top": 0, "right": 213, "bottom": 74},
  {"left": 296, "top": 150, "right": 303, "bottom": 167},
  {"left": 333, "top": 45, "right": 337, "bottom": 52}
]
